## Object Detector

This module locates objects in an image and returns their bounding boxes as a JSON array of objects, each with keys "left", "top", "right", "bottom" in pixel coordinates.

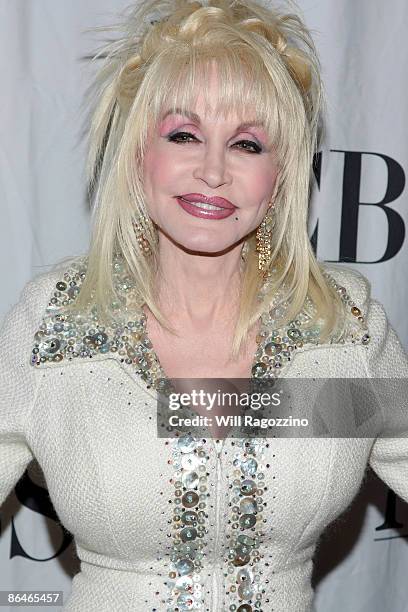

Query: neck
[{"left": 154, "top": 234, "right": 244, "bottom": 330}]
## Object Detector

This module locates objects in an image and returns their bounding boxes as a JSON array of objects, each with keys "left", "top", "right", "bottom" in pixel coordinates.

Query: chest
[
  {"left": 145, "top": 320, "right": 260, "bottom": 379},
  {"left": 29, "top": 356, "right": 373, "bottom": 562}
]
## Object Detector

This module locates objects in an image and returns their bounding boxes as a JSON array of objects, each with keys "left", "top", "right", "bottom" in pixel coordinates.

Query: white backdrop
[{"left": 1, "top": 1, "right": 407, "bottom": 610}]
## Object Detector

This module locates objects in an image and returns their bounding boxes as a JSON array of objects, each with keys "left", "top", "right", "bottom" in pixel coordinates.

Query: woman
[{"left": 1, "top": 0, "right": 407, "bottom": 610}]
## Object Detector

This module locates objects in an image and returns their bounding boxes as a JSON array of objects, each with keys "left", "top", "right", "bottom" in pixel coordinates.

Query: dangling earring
[
  {"left": 132, "top": 214, "right": 152, "bottom": 256},
  {"left": 256, "top": 202, "right": 275, "bottom": 278}
]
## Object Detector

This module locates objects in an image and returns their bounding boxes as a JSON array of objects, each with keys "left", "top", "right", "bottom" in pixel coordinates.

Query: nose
[{"left": 192, "top": 143, "right": 232, "bottom": 189}]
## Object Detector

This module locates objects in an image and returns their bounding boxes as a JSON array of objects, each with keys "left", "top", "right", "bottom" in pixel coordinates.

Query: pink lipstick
[{"left": 175, "top": 193, "right": 237, "bottom": 220}]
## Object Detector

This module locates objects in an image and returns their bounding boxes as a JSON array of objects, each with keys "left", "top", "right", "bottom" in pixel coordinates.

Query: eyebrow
[{"left": 161, "top": 108, "right": 266, "bottom": 132}]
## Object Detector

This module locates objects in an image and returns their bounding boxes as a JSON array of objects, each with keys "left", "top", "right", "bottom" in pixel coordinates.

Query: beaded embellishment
[
  {"left": 251, "top": 269, "right": 370, "bottom": 380},
  {"left": 30, "top": 256, "right": 370, "bottom": 387},
  {"left": 30, "top": 256, "right": 168, "bottom": 390},
  {"left": 224, "top": 438, "right": 270, "bottom": 611},
  {"left": 166, "top": 434, "right": 209, "bottom": 611}
]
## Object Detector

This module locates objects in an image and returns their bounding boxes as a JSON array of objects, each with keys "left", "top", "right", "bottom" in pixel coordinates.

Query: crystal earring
[
  {"left": 132, "top": 215, "right": 152, "bottom": 256},
  {"left": 256, "top": 203, "right": 275, "bottom": 277}
]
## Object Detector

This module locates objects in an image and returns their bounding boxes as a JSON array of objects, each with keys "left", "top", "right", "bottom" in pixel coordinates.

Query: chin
[
  {"left": 174, "top": 234, "right": 236, "bottom": 255},
  {"left": 158, "top": 222, "right": 243, "bottom": 255},
  {"left": 180, "top": 241, "right": 231, "bottom": 255}
]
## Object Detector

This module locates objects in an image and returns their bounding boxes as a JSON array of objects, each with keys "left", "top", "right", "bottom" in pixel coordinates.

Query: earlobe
[{"left": 267, "top": 199, "right": 276, "bottom": 211}]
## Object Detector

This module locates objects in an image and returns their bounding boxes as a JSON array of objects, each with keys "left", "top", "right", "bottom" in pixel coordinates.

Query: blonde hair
[{"left": 63, "top": 0, "right": 350, "bottom": 358}]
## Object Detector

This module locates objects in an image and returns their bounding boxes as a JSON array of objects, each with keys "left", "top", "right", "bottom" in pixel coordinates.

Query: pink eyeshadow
[
  {"left": 158, "top": 116, "right": 190, "bottom": 136},
  {"left": 242, "top": 127, "right": 268, "bottom": 145},
  {"left": 159, "top": 113, "right": 268, "bottom": 145}
]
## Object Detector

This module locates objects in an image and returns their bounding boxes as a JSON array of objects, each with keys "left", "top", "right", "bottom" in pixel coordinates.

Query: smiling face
[{"left": 142, "top": 62, "right": 280, "bottom": 254}]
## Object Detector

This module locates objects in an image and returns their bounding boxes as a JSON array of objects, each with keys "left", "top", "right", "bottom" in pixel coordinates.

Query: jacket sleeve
[
  {"left": 366, "top": 298, "right": 408, "bottom": 503},
  {"left": 0, "top": 278, "right": 48, "bottom": 506}
]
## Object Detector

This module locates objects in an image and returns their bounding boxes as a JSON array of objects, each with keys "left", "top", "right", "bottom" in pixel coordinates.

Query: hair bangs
[{"left": 140, "top": 44, "right": 284, "bottom": 158}]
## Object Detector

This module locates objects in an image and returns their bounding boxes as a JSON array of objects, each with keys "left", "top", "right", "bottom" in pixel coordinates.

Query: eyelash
[{"left": 167, "top": 131, "right": 263, "bottom": 154}]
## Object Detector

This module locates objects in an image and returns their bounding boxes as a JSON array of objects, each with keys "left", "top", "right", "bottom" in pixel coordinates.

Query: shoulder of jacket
[
  {"left": 0, "top": 257, "right": 88, "bottom": 375},
  {"left": 13, "top": 256, "right": 88, "bottom": 366},
  {"left": 18, "top": 255, "right": 87, "bottom": 316},
  {"left": 319, "top": 262, "right": 371, "bottom": 314}
]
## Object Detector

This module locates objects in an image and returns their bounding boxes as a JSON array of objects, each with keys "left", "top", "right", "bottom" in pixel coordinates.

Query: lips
[
  {"left": 175, "top": 196, "right": 237, "bottom": 220},
  {"left": 178, "top": 193, "right": 236, "bottom": 210}
]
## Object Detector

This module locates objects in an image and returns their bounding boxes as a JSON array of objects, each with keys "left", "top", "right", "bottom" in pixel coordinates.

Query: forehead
[{"left": 155, "top": 61, "right": 266, "bottom": 123}]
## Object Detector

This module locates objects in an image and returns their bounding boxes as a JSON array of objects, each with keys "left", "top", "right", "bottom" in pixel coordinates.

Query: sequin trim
[
  {"left": 30, "top": 256, "right": 168, "bottom": 390},
  {"left": 224, "top": 438, "right": 269, "bottom": 612},
  {"left": 251, "top": 269, "right": 370, "bottom": 380},
  {"left": 30, "top": 257, "right": 370, "bottom": 391},
  {"left": 167, "top": 434, "right": 209, "bottom": 611}
]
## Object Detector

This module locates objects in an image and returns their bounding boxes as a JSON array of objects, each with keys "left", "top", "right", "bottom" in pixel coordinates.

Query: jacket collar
[{"left": 30, "top": 255, "right": 370, "bottom": 389}]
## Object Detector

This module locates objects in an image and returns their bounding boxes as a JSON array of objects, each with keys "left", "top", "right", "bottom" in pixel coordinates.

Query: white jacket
[{"left": 1, "top": 258, "right": 407, "bottom": 612}]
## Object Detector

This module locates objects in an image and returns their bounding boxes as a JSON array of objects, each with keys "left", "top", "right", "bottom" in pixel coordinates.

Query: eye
[
  {"left": 167, "top": 131, "right": 262, "bottom": 154},
  {"left": 234, "top": 139, "right": 262, "bottom": 154},
  {"left": 167, "top": 131, "right": 199, "bottom": 144}
]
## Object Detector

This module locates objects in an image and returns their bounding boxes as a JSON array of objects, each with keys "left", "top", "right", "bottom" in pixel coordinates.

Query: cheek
[
  {"left": 143, "top": 147, "right": 180, "bottom": 192},
  {"left": 262, "top": 161, "right": 279, "bottom": 191},
  {"left": 244, "top": 164, "right": 278, "bottom": 202}
]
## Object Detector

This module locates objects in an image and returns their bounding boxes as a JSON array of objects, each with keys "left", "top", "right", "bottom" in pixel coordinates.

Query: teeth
[{"left": 181, "top": 198, "right": 224, "bottom": 211}]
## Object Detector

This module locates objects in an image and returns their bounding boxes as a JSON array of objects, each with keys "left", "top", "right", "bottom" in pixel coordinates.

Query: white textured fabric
[{"left": 1, "top": 262, "right": 407, "bottom": 611}]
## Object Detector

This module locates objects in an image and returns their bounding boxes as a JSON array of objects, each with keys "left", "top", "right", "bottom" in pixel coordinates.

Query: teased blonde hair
[{"left": 61, "top": 0, "right": 350, "bottom": 358}]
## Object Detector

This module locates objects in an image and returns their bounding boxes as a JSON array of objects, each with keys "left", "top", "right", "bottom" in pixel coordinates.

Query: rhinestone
[
  {"left": 175, "top": 558, "right": 194, "bottom": 576},
  {"left": 264, "top": 342, "right": 281, "bottom": 356},
  {"left": 235, "top": 543, "right": 251, "bottom": 556},
  {"left": 287, "top": 328, "right": 302, "bottom": 340},
  {"left": 182, "top": 472, "right": 199, "bottom": 489},
  {"left": 176, "top": 592, "right": 195, "bottom": 610},
  {"left": 182, "top": 492, "right": 199, "bottom": 508},
  {"left": 239, "top": 514, "right": 256, "bottom": 529},
  {"left": 92, "top": 332, "right": 108, "bottom": 346},
  {"left": 177, "top": 435, "right": 197, "bottom": 453},
  {"left": 251, "top": 362, "right": 267, "bottom": 377},
  {"left": 237, "top": 569, "right": 252, "bottom": 583},
  {"left": 178, "top": 544, "right": 197, "bottom": 559},
  {"left": 176, "top": 575, "right": 194, "bottom": 591},
  {"left": 240, "top": 459, "right": 258, "bottom": 477},
  {"left": 180, "top": 527, "right": 197, "bottom": 542},
  {"left": 232, "top": 552, "right": 251, "bottom": 567},
  {"left": 237, "top": 606, "right": 252, "bottom": 612},
  {"left": 181, "top": 511, "right": 198, "bottom": 526},
  {"left": 237, "top": 535, "right": 256, "bottom": 547},
  {"left": 238, "top": 583, "right": 254, "bottom": 600},
  {"left": 38, "top": 338, "right": 61, "bottom": 355},
  {"left": 240, "top": 480, "right": 256, "bottom": 496}
]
